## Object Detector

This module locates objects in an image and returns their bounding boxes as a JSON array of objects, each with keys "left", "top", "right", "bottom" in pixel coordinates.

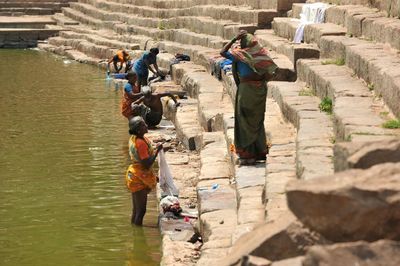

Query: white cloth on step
[
  {"left": 158, "top": 150, "right": 179, "bottom": 196},
  {"left": 293, "top": 2, "right": 330, "bottom": 44}
]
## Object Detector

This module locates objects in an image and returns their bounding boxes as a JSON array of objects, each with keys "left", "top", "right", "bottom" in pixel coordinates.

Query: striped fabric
[{"left": 230, "top": 34, "right": 277, "bottom": 76}]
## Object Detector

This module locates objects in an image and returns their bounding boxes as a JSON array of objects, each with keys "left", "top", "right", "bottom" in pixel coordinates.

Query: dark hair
[
  {"left": 128, "top": 116, "right": 144, "bottom": 135},
  {"left": 150, "top": 48, "right": 159, "bottom": 55}
]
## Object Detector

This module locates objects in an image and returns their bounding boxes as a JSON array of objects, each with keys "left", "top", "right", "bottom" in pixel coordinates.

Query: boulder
[
  {"left": 286, "top": 163, "right": 400, "bottom": 242},
  {"left": 334, "top": 138, "right": 400, "bottom": 171},
  {"left": 218, "top": 212, "right": 327, "bottom": 265},
  {"left": 303, "top": 240, "right": 400, "bottom": 266}
]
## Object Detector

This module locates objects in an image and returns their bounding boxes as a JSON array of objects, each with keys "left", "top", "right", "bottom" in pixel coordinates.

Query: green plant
[
  {"left": 382, "top": 119, "right": 400, "bottom": 129},
  {"left": 321, "top": 58, "right": 345, "bottom": 66},
  {"left": 319, "top": 97, "right": 333, "bottom": 114},
  {"left": 329, "top": 136, "right": 336, "bottom": 144},
  {"left": 158, "top": 21, "right": 167, "bottom": 30},
  {"left": 345, "top": 134, "right": 352, "bottom": 141},
  {"left": 367, "top": 82, "right": 374, "bottom": 91},
  {"left": 299, "top": 87, "right": 315, "bottom": 96}
]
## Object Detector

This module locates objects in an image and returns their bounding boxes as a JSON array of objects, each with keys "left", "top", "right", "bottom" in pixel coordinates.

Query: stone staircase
[
  {"left": 35, "top": 0, "right": 400, "bottom": 265},
  {"left": 0, "top": 0, "right": 77, "bottom": 48}
]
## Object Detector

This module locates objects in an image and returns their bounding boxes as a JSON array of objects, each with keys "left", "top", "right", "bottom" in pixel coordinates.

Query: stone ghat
[
  {"left": 34, "top": 0, "right": 400, "bottom": 264},
  {"left": 0, "top": 1, "right": 76, "bottom": 48}
]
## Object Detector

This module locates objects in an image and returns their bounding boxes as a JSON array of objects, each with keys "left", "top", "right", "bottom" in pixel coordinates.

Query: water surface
[{"left": 0, "top": 49, "right": 161, "bottom": 266}]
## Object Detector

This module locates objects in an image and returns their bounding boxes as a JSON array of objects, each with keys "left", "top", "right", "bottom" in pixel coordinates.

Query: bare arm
[
  {"left": 220, "top": 30, "right": 247, "bottom": 57},
  {"left": 159, "top": 92, "right": 179, "bottom": 106},
  {"left": 133, "top": 96, "right": 145, "bottom": 105}
]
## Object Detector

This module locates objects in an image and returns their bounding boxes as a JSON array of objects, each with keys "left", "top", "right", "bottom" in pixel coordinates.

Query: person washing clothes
[
  {"left": 220, "top": 30, "right": 278, "bottom": 165},
  {"left": 131, "top": 86, "right": 180, "bottom": 128},
  {"left": 133, "top": 48, "right": 164, "bottom": 86},
  {"left": 107, "top": 49, "right": 132, "bottom": 74},
  {"left": 125, "top": 116, "right": 163, "bottom": 225},
  {"left": 121, "top": 72, "right": 142, "bottom": 120}
]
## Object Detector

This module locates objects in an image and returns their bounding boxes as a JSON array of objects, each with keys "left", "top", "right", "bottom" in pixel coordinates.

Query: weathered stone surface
[
  {"left": 303, "top": 240, "right": 400, "bottom": 266},
  {"left": 270, "top": 256, "right": 303, "bottom": 266},
  {"left": 334, "top": 138, "right": 400, "bottom": 171},
  {"left": 219, "top": 212, "right": 327, "bottom": 265},
  {"left": 200, "top": 209, "right": 237, "bottom": 242},
  {"left": 239, "top": 255, "right": 271, "bottom": 266},
  {"left": 197, "top": 184, "right": 236, "bottom": 214},
  {"left": 287, "top": 163, "right": 400, "bottom": 242}
]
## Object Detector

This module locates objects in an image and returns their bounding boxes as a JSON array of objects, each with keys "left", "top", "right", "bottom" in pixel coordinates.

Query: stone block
[
  {"left": 287, "top": 163, "right": 400, "bottom": 242},
  {"left": 334, "top": 138, "right": 400, "bottom": 171},
  {"left": 303, "top": 240, "right": 400, "bottom": 266}
]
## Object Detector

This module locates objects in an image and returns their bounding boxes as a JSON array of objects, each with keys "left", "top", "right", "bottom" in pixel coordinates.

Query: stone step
[
  {"left": 255, "top": 29, "right": 320, "bottom": 67},
  {"left": 47, "top": 35, "right": 115, "bottom": 60},
  {"left": 171, "top": 61, "right": 232, "bottom": 131},
  {"left": 272, "top": 17, "right": 346, "bottom": 44},
  {"left": 52, "top": 12, "right": 79, "bottom": 25},
  {"left": 69, "top": 2, "right": 255, "bottom": 40},
  {"left": 263, "top": 96, "right": 296, "bottom": 222},
  {"left": 0, "top": 7, "right": 55, "bottom": 15},
  {"left": 0, "top": 2, "right": 68, "bottom": 9},
  {"left": 162, "top": 96, "right": 204, "bottom": 151},
  {"left": 63, "top": 6, "right": 229, "bottom": 49},
  {"left": 0, "top": 15, "right": 56, "bottom": 29},
  {"left": 0, "top": 28, "right": 59, "bottom": 48},
  {"left": 269, "top": 81, "right": 334, "bottom": 180},
  {"left": 293, "top": 3, "right": 400, "bottom": 51},
  {"left": 297, "top": 59, "right": 400, "bottom": 142},
  {"left": 108, "top": 0, "right": 303, "bottom": 11},
  {"left": 319, "top": 35, "right": 400, "bottom": 119},
  {"left": 59, "top": 30, "right": 140, "bottom": 50},
  {"left": 62, "top": 7, "right": 104, "bottom": 28},
  {"left": 79, "top": 0, "right": 279, "bottom": 26},
  {"left": 38, "top": 42, "right": 100, "bottom": 64}
]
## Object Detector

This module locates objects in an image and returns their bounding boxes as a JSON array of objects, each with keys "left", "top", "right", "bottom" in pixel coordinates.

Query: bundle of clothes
[
  {"left": 160, "top": 195, "right": 182, "bottom": 217},
  {"left": 209, "top": 56, "right": 233, "bottom": 80}
]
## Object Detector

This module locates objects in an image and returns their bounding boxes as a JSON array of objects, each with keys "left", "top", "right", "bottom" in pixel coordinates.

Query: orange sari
[{"left": 125, "top": 135, "right": 157, "bottom": 193}]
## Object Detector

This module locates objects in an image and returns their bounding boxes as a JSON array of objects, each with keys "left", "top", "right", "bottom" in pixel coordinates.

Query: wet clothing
[
  {"left": 121, "top": 82, "right": 140, "bottom": 119},
  {"left": 133, "top": 51, "right": 157, "bottom": 85},
  {"left": 221, "top": 34, "right": 277, "bottom": 160},
  {"left": 125, "top": 135, "right": 157, "bottom": 193}
]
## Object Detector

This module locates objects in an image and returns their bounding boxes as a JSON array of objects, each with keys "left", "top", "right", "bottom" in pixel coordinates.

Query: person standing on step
[
  {"left": 220, "top": 30, "right": 278, "bottom": 165},
  {"left": 133, "top": 48, "right": 164, "bottom": 86},
  {"left": 121, "top": 72, "right": 143, "bottom": 120},
  {"left": 125, "top": 116, "right": 163, "bottom": 225},
  {"left": 107, "top": 49, "right": 132, "bottom": 74}
]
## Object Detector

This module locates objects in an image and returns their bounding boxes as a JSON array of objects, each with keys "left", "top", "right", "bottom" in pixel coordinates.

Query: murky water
[{"left": 0, "top": 49, "right": 161, "bottom": 266}]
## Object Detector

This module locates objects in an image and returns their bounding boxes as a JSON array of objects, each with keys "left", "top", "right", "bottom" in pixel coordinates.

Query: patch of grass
[
  {"left": 345, "top": 134, "right": 352, "bottom": 142},
  {"left": 382, "top": 119, "right": 400, "bottom": 129},
  {"left": 380, "top": 111, "right": 389, "bottom": 119},
  {"left": 321, "top": 58, "right": 345, "bottom": 66},
  {"left": 319, "top": 97, "right": 333, "bottom": 114},
  {"left": 367, "top": 82, "right": 374, "bottom": 91},
  {"left": 158, "top": 21, "right": 167, "bottom": 30},
  {"left": 329, "top": 136, "right": 336, "bottom": 144},
  {"left": 299, "top": 87, "right": 315, "bottom": 96}
]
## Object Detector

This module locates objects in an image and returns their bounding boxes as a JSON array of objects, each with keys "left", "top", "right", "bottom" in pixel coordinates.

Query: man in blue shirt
[{"left": 133, "top": 48, "right": 164, "bottom": 86}]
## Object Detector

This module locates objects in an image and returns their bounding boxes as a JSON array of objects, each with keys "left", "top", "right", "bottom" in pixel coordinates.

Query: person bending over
[
  {"left": 107, "top": 49, "right": 132, "bottom": 74},
  {"left": 131, "top": 86, "right": 180, "bottom": 128},
  {"left": 133, "top": 48, "right": 164, "bottom": 86},
  {"left": 121, "top": 72, "right": 143, "bottom": 120}
]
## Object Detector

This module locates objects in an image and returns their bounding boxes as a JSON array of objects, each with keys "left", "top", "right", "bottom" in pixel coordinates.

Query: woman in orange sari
[{"left": 125, "top": 116, "right": 162, "bottom": 225}]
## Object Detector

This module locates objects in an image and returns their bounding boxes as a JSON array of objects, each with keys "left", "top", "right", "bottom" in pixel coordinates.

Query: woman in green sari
[{"left": 220, "top": 30, "right": 277, "bottom": 165}]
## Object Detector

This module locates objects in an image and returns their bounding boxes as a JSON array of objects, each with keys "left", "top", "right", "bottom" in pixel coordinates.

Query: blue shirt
[
  {"left": 221, "top": 51, "right": 254, "bottom": 78},
  {"left": 124, "top": 82, "right": 133, "bottom": 93},
  {"left": 133, "top": 51, "right": 157, "bottom": 77}
]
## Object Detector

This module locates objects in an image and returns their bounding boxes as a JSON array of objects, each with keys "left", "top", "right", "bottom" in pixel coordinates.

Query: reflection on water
[{"left": 0, "top": 49, "right": 161, "bottom": 266}]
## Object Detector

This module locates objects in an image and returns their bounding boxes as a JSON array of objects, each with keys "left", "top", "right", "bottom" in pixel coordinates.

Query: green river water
[{"left": 0, "top": 49, "right": 161, "bottom": 266}]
